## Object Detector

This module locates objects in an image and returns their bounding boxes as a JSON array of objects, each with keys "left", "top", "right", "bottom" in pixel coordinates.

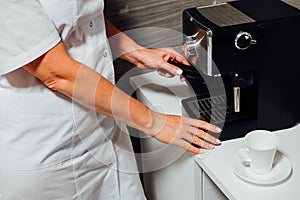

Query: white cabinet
[{"left": 140, "top": 146, "right": 228, "bottom": 200}]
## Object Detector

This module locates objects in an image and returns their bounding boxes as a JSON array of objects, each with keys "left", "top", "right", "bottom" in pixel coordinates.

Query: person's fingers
[
  {"left": 188, "top": 127, "right": 221, "bottom": 145},
  {"left": 157, "top": 70, "right": 165, "bottom": 76},
  {"left": 177, "top": 139, "right": 201, "bottom": 154},
  {"left": 180, "top": 75, "right": 185, "bottom": 82},
  {"left": 190, "top": 134, "right": 215, "bottom": 150},
  {"left": 164, "top": 73, "right": 173, "bottom": 78},
  {"left": 165, "top": 48, "right": 190, "bottom": 66},
  {"left": 158, "top": 62, "right": 183, "bottom": 76},
  {"left": 150, "top": 113, "right": 221, "bottom": 154},
  {"left": 159, "top": 49, "right": 189, "bottom": 75},
  {"left": 157, "top": 69, "right": 175, "bottom": 78},
  {"left": 187, "top": 118, "right": 222, "bottom": 133},
  {"left": 172, "top": 53, "right": 190, "bottom": 66}
]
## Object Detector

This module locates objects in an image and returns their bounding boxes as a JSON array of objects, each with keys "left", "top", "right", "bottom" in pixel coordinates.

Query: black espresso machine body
[{"left": 181, "top": 0, "right": 300, "bottom": 140}]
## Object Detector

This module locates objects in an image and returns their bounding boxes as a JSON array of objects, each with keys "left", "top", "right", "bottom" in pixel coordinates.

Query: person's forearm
[
  {"left": 104, "top": 18, "right": 187, "bottom": 77},
  {"left": 104, "top": 18, "right": 145, "bottom": 64},
  {"left": 71, "top": 62, "right": 153, "bottom": 130},
  {"left": 104, "top": 17, "right": 121, "bottom": 38},
  {"left": 23, "top": 42, "right": 154, "bottom": 131}
]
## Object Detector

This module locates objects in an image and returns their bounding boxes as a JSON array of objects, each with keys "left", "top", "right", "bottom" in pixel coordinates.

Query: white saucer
[{"left": 232, "top": 151, "right": 292, "bottom": 185}]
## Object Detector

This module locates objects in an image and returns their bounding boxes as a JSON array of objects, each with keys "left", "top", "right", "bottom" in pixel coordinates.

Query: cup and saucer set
[{"left": 232, "top": 130, "right": 292, "bottom": 185}]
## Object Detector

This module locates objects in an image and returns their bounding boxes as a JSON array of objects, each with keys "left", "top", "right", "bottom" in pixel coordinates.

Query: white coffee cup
[{"left": 238, "top": 130, "right": 280, "bottom": 174}]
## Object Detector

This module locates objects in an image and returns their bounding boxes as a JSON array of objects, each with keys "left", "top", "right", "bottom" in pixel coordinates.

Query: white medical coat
[{"left": 0, "top": 1, "right": 146, "bottom": 199}]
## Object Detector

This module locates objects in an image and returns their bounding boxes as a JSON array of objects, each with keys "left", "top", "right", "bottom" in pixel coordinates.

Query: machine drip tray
[{"left": 181, "top": 94, "right": 248, "bottom": 126}]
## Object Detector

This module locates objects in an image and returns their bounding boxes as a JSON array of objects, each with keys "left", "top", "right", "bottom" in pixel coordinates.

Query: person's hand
[
  {"left": 142, "top": 111, "right": 222, "bottom": 154},
  {"left": 123, "top": 47, "right": 190, "bottom": 81}
]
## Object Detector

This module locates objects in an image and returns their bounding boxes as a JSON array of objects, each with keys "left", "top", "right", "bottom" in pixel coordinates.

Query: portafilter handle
[{"left": 167, "top": 59, "right": 200, "bottom": 78}]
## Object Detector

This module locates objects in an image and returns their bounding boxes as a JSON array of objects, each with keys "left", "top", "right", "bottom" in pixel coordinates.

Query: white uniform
[{"left": 0, "top": 1, "right": 146, "bottom": 199}]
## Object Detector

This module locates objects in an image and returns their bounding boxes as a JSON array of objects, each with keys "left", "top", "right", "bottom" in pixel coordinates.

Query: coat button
[
  {"left": 103, "top": 51, "right": 108, "bottom": 57},
  {"left": 89, "top": 21, "right": 94, "bottom": 28}
]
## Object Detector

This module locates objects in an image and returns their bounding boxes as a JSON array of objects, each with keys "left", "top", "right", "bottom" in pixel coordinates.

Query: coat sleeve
[{"left": 0, "top": 0, "right": 61, "bottom": 75}]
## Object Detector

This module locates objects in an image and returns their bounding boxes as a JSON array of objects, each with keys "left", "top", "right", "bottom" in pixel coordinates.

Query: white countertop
[
  {"left": 130, "top": 71, "right": 300, "bottom": 200},
  {"left": 194, "top": 124, "right": 300, "bottom": 200}
]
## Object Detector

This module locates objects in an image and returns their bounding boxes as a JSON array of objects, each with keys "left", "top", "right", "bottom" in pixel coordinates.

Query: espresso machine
[{"left": 179, "top": 0, "right": 300, "bottom": 140}]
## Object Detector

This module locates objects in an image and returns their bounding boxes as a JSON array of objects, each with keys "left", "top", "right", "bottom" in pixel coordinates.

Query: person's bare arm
[
  {"left": 23, "top": 42, "right": 221, "bottom": 154},
  {"left": 105, "top": 18, "right": 189, "bottom": 79}
]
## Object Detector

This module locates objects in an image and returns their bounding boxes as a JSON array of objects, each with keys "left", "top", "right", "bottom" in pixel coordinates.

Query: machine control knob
[{"left": 235, "top": 31, "right": 257, "bottom": 50}]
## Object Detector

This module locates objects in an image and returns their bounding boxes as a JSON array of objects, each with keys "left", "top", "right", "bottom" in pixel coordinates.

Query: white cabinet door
[
  {"left": 203, "top": 172, "right": 228, "bottom": 200},
  {"left": 142, "top": 151, "right": 203, "bottom": 200}
]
